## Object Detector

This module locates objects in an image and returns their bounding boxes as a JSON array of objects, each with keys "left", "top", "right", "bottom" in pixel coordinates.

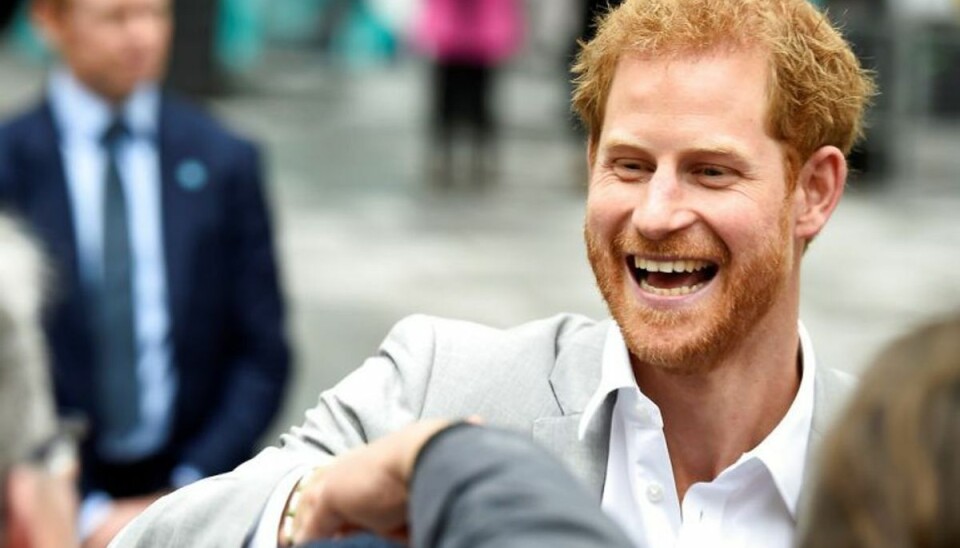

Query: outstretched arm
[{"left": 290, "top": 422, "right": 634, "bottom": 548}]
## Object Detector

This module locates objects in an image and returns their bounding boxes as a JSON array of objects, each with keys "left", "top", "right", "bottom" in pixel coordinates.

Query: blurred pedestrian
[
  {"left": 412, "top": 0, "right": 524, "bottom": 188},
  {"left": 0, "top": 0, "right": 290, "bottom": 546},
  {"left": 315, "top": 0, "right": 359, "bottom": 55},
  {"left": 0, "top": 214, "right": 80, "bottom": 548},
  {"left": 798, "top": 314, "right": 960, "bottom": 548}
]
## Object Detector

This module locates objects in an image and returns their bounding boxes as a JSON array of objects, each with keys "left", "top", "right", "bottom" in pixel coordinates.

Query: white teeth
[
  {"left": 633, "top": 257, "right": 710, "bottom": 273},
  {"left": 640, "top": 279, "right": 706, "bottom": 296},
  {"left": 633, "top": 256, "right": 712, "bottom": 296}
]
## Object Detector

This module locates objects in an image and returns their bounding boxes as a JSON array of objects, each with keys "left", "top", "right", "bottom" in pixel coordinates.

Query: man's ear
[
  {"left": 5, "top": 466, "right": 38, "bottom": 548},
  {"left": 792, "top": 145, "right": 846, "bottom": 242}
]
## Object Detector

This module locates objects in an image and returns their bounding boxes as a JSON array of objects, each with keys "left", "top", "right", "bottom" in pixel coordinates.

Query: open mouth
[{"left": 630, "top": 257, "right": 719, "bottom": 297}]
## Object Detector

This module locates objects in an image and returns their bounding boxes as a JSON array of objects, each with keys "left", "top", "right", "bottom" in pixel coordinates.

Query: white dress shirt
[
  {"left": 578, "top": 322, "right": 816, "bottom": 548},
  {"left": 48, "top": 68, "right": 177, "bottom": 462}
]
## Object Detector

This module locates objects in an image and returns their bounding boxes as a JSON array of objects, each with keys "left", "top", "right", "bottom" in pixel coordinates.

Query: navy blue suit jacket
[{"left": 0, "top": 93, "right": 290, "bottom": 495}]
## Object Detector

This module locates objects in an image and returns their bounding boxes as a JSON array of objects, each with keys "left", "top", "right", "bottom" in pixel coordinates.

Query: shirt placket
[{"left": 626, "top": 391, "right": 682, "bottom": 547}]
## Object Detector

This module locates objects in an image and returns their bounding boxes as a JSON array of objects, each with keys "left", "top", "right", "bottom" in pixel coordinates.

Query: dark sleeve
[
  {"left": 180, "top": 139, "right": 291, "bottom": 474},
  {"left": 410, "top": 425, "right": 634, "bottom": 548}
]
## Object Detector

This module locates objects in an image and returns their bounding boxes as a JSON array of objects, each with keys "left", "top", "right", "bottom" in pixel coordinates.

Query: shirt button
[{"left": 646, "top": 482, "right": 664, "bottom": 503}]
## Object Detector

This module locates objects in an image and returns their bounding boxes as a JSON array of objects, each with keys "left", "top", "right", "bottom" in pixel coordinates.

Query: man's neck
[{"left": 633, "top": 315, "right": 802, "bottom": 501}]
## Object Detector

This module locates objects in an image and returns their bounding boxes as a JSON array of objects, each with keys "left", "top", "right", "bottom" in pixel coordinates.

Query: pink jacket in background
[{"left": 412, "top": 0, "right": 525, "bottom": 64}]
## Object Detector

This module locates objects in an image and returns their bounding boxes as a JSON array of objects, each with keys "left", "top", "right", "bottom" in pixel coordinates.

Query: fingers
[
  {"left": 285, "top": 418, "right": 484, "bottom": 545},
  {"left": 290, "top": 468, "right": 341, "bottom": 544},
  {"left": 292, "top": 471, "right": 407, "bottom": 543}
]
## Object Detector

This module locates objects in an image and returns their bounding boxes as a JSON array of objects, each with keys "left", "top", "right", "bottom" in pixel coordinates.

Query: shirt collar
[
  {"left": 48, "top": 68, "right": 160, "bottom": 143},
  {"left": 577, "top": 319, "right": 817, "bottom": 518},
  {"left": 578, "top": 323, "right": 635, "bottom": 440}
]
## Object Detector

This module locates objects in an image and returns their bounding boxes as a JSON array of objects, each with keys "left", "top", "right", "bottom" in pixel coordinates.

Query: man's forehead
[
  {"left": 597, "top": 48, "right": 789, "bottom": 170},
  {"left": 604, "top": 47, "right": 774, "bottom": 126}
]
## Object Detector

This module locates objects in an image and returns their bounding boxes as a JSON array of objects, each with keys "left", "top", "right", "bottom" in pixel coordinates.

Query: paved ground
[{"left": 2, "top": 48, "right": 959, "bottom": 446}]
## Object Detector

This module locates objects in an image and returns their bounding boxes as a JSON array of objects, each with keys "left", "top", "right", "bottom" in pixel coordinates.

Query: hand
[
  {"left": 82, "top": 492, "right": 164, "bottom": 548},
  {"left": 288, "top": 419, "right": 454, "bottom": 545}
]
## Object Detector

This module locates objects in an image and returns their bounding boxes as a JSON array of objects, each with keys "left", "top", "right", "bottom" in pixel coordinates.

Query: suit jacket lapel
[
  {"left": 534, "top": 320, "right": 613, "bottom": 498},
  {"left": 803, "top": 366, "right": 857, "bottom": 486},
  {"left": 29, "top": 104, "right": 81, "bottom": 294},
  {"left": 796, "top": 366, "right": 857, "bottom": 536}
]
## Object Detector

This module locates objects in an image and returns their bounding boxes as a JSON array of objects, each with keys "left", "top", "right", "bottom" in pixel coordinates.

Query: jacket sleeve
[
  {"left": 112, "top": 315, "right": 441, "bottom": 547},
  {"left": 411, "top": 425, "right": 633, "bottom": 548}
]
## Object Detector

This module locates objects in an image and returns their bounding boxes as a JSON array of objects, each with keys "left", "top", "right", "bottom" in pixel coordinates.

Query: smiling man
[{"left": 114, "top": 1, "right": 874, "bottom": 547}]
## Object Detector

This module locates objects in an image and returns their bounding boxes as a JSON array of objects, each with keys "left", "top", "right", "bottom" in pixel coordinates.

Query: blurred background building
[{"left": 1, "top": 0, "right": 958, "bottom": 446}]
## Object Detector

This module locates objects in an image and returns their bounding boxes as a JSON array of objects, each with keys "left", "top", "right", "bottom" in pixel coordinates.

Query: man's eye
[
  {"left": 612, "top": 160, "right": 649, "bottom": 180},
  {"left": 699, "top": 166, "right": 728, "bottom": 177},
  {"left": 694, "top": 165, "right": 738, "bottom": 186}
]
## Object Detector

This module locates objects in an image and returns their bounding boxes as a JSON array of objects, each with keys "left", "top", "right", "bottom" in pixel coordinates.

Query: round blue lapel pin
[{"left": 176, "top": 159, "right": 208, "bottom": 191}]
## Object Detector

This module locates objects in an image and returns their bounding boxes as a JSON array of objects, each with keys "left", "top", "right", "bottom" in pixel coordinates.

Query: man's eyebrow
[
  {"left": 693, "top": 145, "right": 741, "bottom": 156},
  {"left": 691, "top": 146, "right": 753, "bottom": 163},
  {"left": 598, "top": 137, "right": 646, "bottom": 151},
  {"left": 600, "top": 139, "right": 751, "bottom": 162}
]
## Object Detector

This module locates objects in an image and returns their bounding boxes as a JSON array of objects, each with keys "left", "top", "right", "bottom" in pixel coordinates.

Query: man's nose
[{"left": 630, "top": 169, "right": 697, "bottom": 241}]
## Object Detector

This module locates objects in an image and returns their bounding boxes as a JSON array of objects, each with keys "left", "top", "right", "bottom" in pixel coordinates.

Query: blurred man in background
[
  {"left": 0, "top": 0, "right": 290, "bottom": 545},
  {"left": 0, "top": 214, "right": 79, "bottom": 548}
]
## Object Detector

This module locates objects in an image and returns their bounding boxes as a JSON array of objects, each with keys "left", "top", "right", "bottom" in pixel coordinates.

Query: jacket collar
[{"left": 534, "top": 318, "right": 612, "bottom": 497}]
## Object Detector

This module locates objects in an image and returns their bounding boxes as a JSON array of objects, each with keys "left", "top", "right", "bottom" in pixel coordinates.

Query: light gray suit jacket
[{"left": 114, "top": 314, "right": 856, "bottom": 547}]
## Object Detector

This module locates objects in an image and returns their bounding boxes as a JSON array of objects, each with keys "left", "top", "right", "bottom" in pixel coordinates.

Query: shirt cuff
[
  {"left": 170, "top": 464, "right": 205, "bottom": 489},
  {"left": 248, "top": 465, "right": 314, "bottom": 548},
  {"left": 79, "top": 491, "right": 114, "bottom": 541}
]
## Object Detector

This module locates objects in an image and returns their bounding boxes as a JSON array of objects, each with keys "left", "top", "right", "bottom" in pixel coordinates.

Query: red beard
[{"left": 585, "top": 207, "right": 793, "bottom": 375}]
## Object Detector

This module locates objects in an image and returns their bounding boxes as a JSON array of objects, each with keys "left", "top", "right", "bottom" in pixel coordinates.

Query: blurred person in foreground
[
  {"left": 797, "top": 314, "right": 960, "bottom": 548},
  {"left": 114, "top": 0, "right": 873, "bottom": 546},
  {"left": 0, "top": 0, "right": 290, "bottom": 546},
  {"left": 0, "top": 214, "right": 79, "bottom": 548},
  {"left": 291, "top": 419, "right": 634, "bottom": 548}
]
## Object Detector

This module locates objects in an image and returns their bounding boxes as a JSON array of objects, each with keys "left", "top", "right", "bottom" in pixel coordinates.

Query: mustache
[{"left": 610, "top": 230, "right": 730, "bottom": 264}]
